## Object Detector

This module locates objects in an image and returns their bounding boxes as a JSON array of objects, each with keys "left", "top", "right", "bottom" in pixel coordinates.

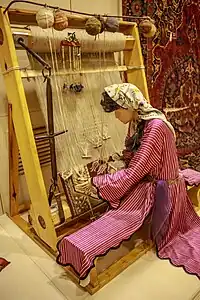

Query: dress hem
[{"left": 56, "top": 233, "right": 200, "bottom": 281}]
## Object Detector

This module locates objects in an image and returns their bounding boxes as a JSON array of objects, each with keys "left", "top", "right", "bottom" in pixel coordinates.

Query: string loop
[{"left": 42, "top": 66, "right": 51, "bottom": 82}]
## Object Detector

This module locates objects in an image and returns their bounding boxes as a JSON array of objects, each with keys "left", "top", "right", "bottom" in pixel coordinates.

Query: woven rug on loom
[{"left": 122, "top": 0, "right": 200, "bottom": 171}]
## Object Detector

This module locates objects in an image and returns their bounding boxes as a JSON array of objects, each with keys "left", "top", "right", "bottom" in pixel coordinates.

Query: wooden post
[
  {"left": 0, "top": 8, "right": 57, "bottom": 250},
  {"left": 8, "top": 104, "right": 19, "bottom": 216},
  {"left": 89, "top": 259, "right": 99, "bottom": 288},
  {"left": 188, "top": 186, "right": 200, "bottom": 210},
  {"left": 124, "top": 24, "right": 149, "bottom": 101}
]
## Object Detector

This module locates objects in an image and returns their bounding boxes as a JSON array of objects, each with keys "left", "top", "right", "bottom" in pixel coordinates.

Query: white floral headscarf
[{"left": 104, "top": 83, "right": 176, "bottom": 138}]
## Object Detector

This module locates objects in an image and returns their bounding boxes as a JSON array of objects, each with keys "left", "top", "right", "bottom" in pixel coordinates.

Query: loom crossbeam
[
  {"left": 11, "top": 29, "right": 135, "bottom": 51},
  {"left": 20, "top": 67, "right": 128, "bottom": 78},
  {"left": 7, "top": 7, "right": 137, "bottom": 31}
]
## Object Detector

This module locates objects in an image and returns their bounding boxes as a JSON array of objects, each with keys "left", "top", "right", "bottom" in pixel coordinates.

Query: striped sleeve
[{"left": 93, "top": 120, "right": 164, "bottom": 209}]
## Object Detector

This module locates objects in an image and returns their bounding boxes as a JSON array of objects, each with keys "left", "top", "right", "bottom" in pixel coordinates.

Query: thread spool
[
  {"left": 85, "top": 17, "right": 102, "bottom": 36},
  {"left": 53, "top": 10, "right": 69, "bottom": 31},
  {"left": 36, "top": 7, "right": 54, "bottom": 29}
]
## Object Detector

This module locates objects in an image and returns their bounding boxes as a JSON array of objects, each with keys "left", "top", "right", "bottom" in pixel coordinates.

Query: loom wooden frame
[{"left": 0, "top": 7, "right": 199, "bottom": 294}]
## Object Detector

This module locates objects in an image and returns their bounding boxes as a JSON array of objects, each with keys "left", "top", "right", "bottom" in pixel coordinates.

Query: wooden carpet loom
[{"left": 0, "top": 4, "right": 199, "bottom": 294}]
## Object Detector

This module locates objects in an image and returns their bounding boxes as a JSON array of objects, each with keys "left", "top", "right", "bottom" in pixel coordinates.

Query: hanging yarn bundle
[
  {"left": 105, "top": 17, "right": 119, "bottom": 33},
  {"left": 53, "top": 9, "right": 69, "bottom": 31},
  {"left": 139, "top": 19, "right": 157, "bottom": 38},
  {"left": 36, "top": 7, "right": 54, "bottom": 29},
  {"left": 85, "top": 17, "right": 102, "bottom": 36},
  {"left": 61, "top": 32, "right": 84, "bottom": 93}
]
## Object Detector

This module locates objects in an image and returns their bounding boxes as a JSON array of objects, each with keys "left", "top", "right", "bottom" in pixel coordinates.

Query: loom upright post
[
  {"left": 8, "top": 103, "right": 19, "bottom": 217},
  {"left": 124, "top": 23, "right": 149, "bottom": 101},
  {"left": 0, "top": 8, "right": 57, "bottom": 251}
]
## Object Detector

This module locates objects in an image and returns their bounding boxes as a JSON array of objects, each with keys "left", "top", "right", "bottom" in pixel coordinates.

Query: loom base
[
  {"left": 65, "top": 240, "right": 152, "bottom": 294},
  {"left": 10, "top": 214, "right": 152, "bottom": 294}
]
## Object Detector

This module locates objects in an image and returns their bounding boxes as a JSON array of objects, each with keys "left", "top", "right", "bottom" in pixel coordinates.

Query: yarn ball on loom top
[
  {"left": 139, "top": 19, "right": 157, "bottom": 38},
  {"left": 85, "top": 17, "right": 102, "bottom": 36},
  {"left": 36, "top": 7, "right": 54, "bottom": 29},
  {"left": 53, "top": 10, "right": 69, "bottom": 31},
  {"left": 105, "top": 17, "right": 119, "bottom": 33}
]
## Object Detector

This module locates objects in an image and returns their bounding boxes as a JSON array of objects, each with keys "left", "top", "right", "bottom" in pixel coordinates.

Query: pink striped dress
[{"left": 57, "top": 119, "right": 200, "bottom": 279}]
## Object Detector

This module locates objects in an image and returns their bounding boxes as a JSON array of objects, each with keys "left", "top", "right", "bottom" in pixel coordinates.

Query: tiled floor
[{"left": 0, "top": 214, "right": 200, "bottom": 300}]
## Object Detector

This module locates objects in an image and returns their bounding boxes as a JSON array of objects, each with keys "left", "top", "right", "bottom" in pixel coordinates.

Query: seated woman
[{"left": 57, "top": 83, "right": 200, "bottom": 281}]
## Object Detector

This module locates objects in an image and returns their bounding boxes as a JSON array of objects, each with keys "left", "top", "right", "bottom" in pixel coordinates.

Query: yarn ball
[
  {"left": 139, "top": 20, "right": 157, "bottom": 38},
  {"left": 36, "top": 7, "right": 54, "bottom": 29},
  {"left": 53, "top": 10, "right": 68, "bottom": 31},
  {"left": 105, "top": 17, "right": 119, "bottom": 33},
  {"left": 85, "top": 17, "right": 102, "bottom": 36}
]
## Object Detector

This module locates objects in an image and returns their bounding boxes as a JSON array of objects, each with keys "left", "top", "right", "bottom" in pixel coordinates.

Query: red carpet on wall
[{"left": 122, "top": 0, "right": 200, "bottom": 171}]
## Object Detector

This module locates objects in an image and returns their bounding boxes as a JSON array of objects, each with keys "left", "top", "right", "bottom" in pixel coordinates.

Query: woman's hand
[{"left": 76, "top": 178, "right": 97, "bottom": 195}]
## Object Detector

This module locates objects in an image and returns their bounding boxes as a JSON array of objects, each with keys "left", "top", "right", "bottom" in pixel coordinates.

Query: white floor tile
[
  {"left": 1, "top": 214, "right": 200, "bottom": 300},
  {"left": 0, "top": 215, "right": 88, "bottom": 300},
  {"left": 0, "top": 222, "right": 67, "bottom": 300},
  {"left": 87, "top": 252, "right": 200, "bottom": 300}
]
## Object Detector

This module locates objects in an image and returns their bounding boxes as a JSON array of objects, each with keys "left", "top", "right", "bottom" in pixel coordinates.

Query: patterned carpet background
[{"left": 122, "top": 0, "right": 200, "bottom": 171}]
